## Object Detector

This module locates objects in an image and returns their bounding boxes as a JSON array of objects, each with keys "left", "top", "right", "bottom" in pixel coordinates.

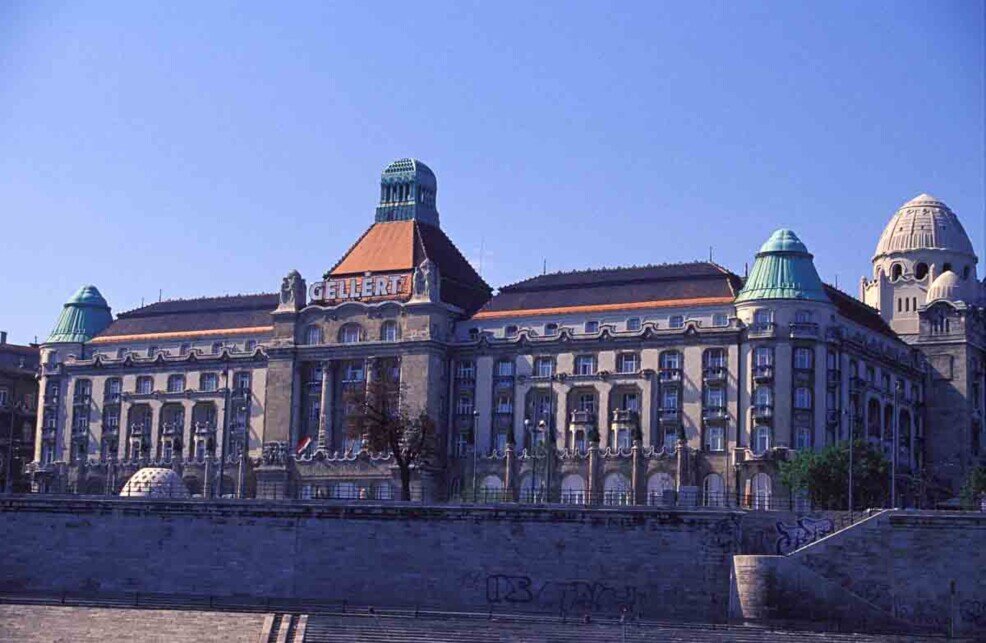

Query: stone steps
[{"left": 303, "top": 613, "right": 940, "bottom": 642}]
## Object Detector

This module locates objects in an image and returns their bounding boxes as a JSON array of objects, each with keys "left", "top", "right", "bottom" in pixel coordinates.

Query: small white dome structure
[
  {"left": 120, "top": 467, "right": 190, "bottom": 498},
  {"left": 927, "top": 270, "right": 968, "bottom": 304}
]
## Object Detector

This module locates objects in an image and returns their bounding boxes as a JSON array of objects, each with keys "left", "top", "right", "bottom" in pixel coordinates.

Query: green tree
[
  {"left": 779, "top": 440, "right": 889, "bottom": 510},
  {"left": 959, "top": 466, "right": 986, "bottom": 508}
]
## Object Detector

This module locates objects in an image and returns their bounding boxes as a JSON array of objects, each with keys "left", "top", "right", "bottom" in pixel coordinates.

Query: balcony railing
[
  {"left": 569, "top": 410, "right": 595, "bottom": 424},
  {"left": 161, "top": 422, "right": 184, "bottom": 436},
  {"left": 748, "top": 323, "right": 776, "bottom": 337},
  {"left": 658, "top": 408, "right": 681, "bottom": 424},
  {"left": 72, "top": 395, "right": 92, "bottom": 406},
  {"left": 703, "top": 366, "right": 726, "bottom": 383},
  {"left": 658, "top": 368, "right": 681, "bottom": 383},
  {"left": 610, "top": 409, "right": 638, "bottom": 425},
  {"left": 753, "top": 365, "right": 774, "bottom": 381},
  {"left": 194, "top": 422, "right": 216, "bottom": 435},
  {"left": 71, "top": 423, "right": 89, "bottom": 436},
  {"left": 752, "top": 404, "right": 773, "bottom": 420},
  {"left": 702, "top": 406, "right": 728, "bottom": 422},
  {"left": 789, "top": 322, "right": 819, "bottom": 338},
  {"left": 104, "top": 392, "right": 122, "bottom": 403}
]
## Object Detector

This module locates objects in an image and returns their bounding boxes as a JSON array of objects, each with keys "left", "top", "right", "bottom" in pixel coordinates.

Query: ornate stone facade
[{"left": 27, "top": 164, "right": 984, "bottom": 505}]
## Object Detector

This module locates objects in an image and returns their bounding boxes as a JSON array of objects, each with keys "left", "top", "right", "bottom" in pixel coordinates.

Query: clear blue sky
[{"left": 2, "top": 1, "right": 983, "bottom": 345}]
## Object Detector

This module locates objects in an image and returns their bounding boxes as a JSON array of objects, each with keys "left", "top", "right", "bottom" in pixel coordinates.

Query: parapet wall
[{"left": 0, "top": 498, "right": 741, "bottom": 622}]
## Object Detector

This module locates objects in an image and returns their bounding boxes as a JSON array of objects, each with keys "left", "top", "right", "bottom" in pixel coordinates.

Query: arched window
[
  {"left": 890, "top": 263, "right": 903, "bottom": 281},
  {"left": 751, "top": 473, "right": 772, "bottom": 510},
  {"left": 561, "top": 474, "right": 586, "bottom": 505},
  {"left": 339, "top": 324, "right": 362, "bottom": 344},
  {"left": 943, "top": 262, "right": 953, "bottom": 274},
  {"left": 480, "top": 475, "right": 504, "bottom": 503},
  {"left": 380, "top": 320, "right": 399, "bottom": 342},
  {"left": 305, "top": 325, "right": 323, "bottom": 345},
  {"left": 603, "top": 473, "right": 631, "bottom": 506},
  {"left": 914, "top": 262, "right": 928, "bottom": 280},
  {"left": 104, "top": 377, "right": 122, "bottom": 402},
  {"left": 647, "top": 472, "right": 674, "bottom": 506},
  {"left": 703, "top": 474, "right": 725, "bottom": 507}
]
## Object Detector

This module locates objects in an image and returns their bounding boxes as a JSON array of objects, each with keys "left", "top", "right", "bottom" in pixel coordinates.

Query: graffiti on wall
[
  {"left": 774, "top": 517, "right": 834, "bottom": 554},
  {"left": 485, "top": 574, "right": 642, "bottom": 617}
]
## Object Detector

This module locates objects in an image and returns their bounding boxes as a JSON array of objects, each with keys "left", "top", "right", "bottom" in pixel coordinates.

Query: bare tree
[{"left": 344, "top": 370, "right": 436, "bottom": 501}]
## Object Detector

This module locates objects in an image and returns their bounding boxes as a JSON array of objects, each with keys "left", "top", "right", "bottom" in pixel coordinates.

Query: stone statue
[
  {"left": 261, "top": 441, "right": 287, "bottom": 466},
  {"left": 412, "top": 259, "right": 440, "bottom": 303},
  {"left": 277, "top": 270, "right": 306, "bottom": 312}
]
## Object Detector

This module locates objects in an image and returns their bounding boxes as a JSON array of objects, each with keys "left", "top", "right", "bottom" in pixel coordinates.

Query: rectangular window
[
  {"left": 495, "top": 360, "right": 514, "bottom": 377},
  {"left": 704, "top": 387, "right": 725, "bottom": 408},
  {"left": 754, "top": 347, "right": 773, "bottom": 366},
  {"left": 0, "top": 389, "right": 7, "bottom": 407},
  {"left": 617, "top": 353, "right": 639, "bottom": 374},
  {"left": 504, "top": 325, "right": 518, "bottom": 338},
  {"left": 584, "top": 320, "right": 599, "bottom": 334},
  {"left": 234, "top": 372, "right": 251, "bottom": 391},
  {"left": 662, "top": 388, "right": 679, "bottom": 410},
  {"left": 795, "top": 427, "right": 812, "bottom": 450},
  {"left": 136, "top": 377, "right": 153, "bottom": 395},
  {"left": 200, "top": 373, "right": 218, "bottom": 392},
  {"left": 664, "top": 428, "right": 679, "bottom": 451},
  {"left": 794, "top": 387, "right": 812, "bottom": 410},
  {"left": 535, "top": 357, "right": 554, "bottom": 378},
  {"left": 343, "top": 362, "right": 365, "bottom": 382},
  {"left": 576, "top": 394, "right": 595, "bottom": 413},
  {"left": 705, "top": 426, "right": 724, "bottom": 451},
  {"left": 712, "top": 313, "right": 728, "bottom": 327},
  {"left": 495, "top": 394, "right": 513, "bottom": 414},
  {"left": 794, "top": 347, "right": 813, "bottom": 370},
  {"left": 544, "top": 322, "right": 558, "bottom": 336},
  {"left": 167, "top": 375, "right": 185, "bottom": 393},
  {"left": 456, "top": 395, "right": 474, "bottom": 416},
  {"left": 456, "top": 360, "right": 475, "bottom": 380},
  {"left": 620, "top": 392, "right": 639, "bottom": 412},
  {"left": 574, "top": 355, "right": 597, "bottom": 376},
  {"left": 669, "top": 315, "right": 684, "bottom": 329}
]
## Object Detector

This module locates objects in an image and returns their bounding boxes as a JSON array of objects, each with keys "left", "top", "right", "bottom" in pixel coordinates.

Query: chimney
[{"left": 0, "top": 331, "right": 6, "bottom": 345}]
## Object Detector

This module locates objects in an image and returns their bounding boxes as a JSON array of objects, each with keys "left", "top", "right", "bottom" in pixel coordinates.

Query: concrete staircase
[
  {"left": 259, "top": 613, "right": 307, "bottom": 642},
  {"left": 301, "top": 612, "right": 948, "bottom": 642}
]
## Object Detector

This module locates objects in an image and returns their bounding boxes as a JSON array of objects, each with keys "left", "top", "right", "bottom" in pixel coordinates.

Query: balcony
[
  {"left": 659, "top": 408, "right": 681, "bottom": 424},
  {"left": 194, "top": 422, "right": 216, "bottom": 435},
  {"left": 702, "top": 406, "right": 728, "bottom": 422},
  {"left": 753, "top": 365, "right": 774, "bottom": 382},
  {"left": 789, "top": 322, "right": 819, "bottom": 339},
  {"left": 569, "top": 410, "right": 596, "bottom": 425},
  {"left": 306, "top": 381, "right": 323, "bottom": 392},
  {"left": 658, "top": 368, "right": 682, "bottom": 383},
  {"left": 104, "top": 393, "right": 122, "bottom": 404},
  {"left": 43, "top": 397, "right": 59, "bottom": 408},
  {"left": 752, "top": 405, "right": 773, "bottom": 421},
  {"left": 102, "top": 425, "right": 120, "bottom": 437},
  {"left": 703, "top": 366, "right": 727, "bottom": 383},
  {"left": 72, "top": 395, "right": 92, "bottom": 407},
  {"left": 232, "top": 388, "right": 251, "bottom": 401},
  {"left": 610, "top": 409, "right": 638, "bottom": 425},
  {"left": 748, "top": 323, "right": 776, "bottom": 338},
  {"left": 71, "top": 423, "right": 88, "bottom": 437},
  {"left": 161, "top": 422, "right": 184, "bottom": 436}
]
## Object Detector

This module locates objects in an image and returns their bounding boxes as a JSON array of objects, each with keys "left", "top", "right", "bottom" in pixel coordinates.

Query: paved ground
[
  {"left": 0, "top": 605, "right": 963, "bottom": 642},
  {"left": 0, "top": 605, "right": 266, "bottom": 642}
]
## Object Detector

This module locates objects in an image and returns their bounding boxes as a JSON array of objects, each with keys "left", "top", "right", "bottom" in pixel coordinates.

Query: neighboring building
[
  {"left": 26, "top": 161, "right": 983, "bottom": 505},
  {"left": 0, "top": 331, "right": 39, "bottom": 493}
]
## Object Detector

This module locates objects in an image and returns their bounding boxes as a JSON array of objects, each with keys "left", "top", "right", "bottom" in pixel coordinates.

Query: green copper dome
[
  {"left": 735, "top": 229, "right": 829, "bottom": 303},
  {"left": 46, "top": 285, "right": 113, "bottom": 343}
]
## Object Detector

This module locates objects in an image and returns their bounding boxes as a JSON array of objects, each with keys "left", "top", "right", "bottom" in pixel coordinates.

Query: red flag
[{"left": 296, "top": 435, "right": 312, "bottom": 455}]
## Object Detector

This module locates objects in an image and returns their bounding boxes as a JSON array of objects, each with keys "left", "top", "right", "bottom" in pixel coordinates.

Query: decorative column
[
  {"left": 631, "top": 436, "right": 643, "bottom": 505},
  {"left": 317, "top": 360, "right": 332, "bottom": 453},
  {"left": 587, "top": 441, "right": 600, "bottom": 505},
  {"left": 203, "top": 455, "right": 214, "bottom": 498}
]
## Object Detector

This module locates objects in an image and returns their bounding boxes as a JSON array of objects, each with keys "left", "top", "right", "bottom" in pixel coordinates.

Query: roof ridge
[
  {"left": 500, "top": 260, "right": 731, "bottom": 291},
  {"left": 117, "top": 292, "right": 277, "bottom": 317}
]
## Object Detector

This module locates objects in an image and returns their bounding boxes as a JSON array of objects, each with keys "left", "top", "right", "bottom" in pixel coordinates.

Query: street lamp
[{"left": 471, "top": 409, "right": 480, "bottom": 502}]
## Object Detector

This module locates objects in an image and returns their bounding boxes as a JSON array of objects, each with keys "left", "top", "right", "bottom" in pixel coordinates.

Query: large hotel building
[{"left": 27, "top": 160, "right": 986, "bottom": 506}]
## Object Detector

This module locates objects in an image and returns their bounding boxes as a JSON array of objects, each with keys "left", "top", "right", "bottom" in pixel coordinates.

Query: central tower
[{"left": 374, "top": 158, "right": 440, "bottom": 227}]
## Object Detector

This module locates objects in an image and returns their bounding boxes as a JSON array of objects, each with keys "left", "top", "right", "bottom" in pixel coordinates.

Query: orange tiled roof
[
  {"left": 331, "top": 221, "right": 416, "bottom": 276},
  {"left": 471, "top": 296, "right": 735, "bottom": 319}
]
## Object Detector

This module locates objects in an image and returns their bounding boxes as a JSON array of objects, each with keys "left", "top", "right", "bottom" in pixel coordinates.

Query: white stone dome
[
  {"left": 927, "top": 270, "right": 968, "bottom": 304},
  {"left": 120, "top": 467, "right": 190, "bottom": 498},
  {"left": 874, "top": 194, "right": 976, "bottom": 259}
]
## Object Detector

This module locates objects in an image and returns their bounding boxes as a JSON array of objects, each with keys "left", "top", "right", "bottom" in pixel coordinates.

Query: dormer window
[
  {"left": 505, "top": 325, "right": 518, "bottom": 338},
  {"left": 626, "top": 318, "right": 641, "bottom": 331},
  {"left": 468, "top": 328, "right": 480, "bottom": 341},
  {"left": 584, "top": 321, "right": 599, "bottom": 334},
  {"left": 544, "top": 323, "right": 559, "bottom": 337},
  {"left": 669, "top": 315, "right": 684, "bottom": 329},
  {"left": 712, "top": 313, "right": 728, "bottom": 327}
]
